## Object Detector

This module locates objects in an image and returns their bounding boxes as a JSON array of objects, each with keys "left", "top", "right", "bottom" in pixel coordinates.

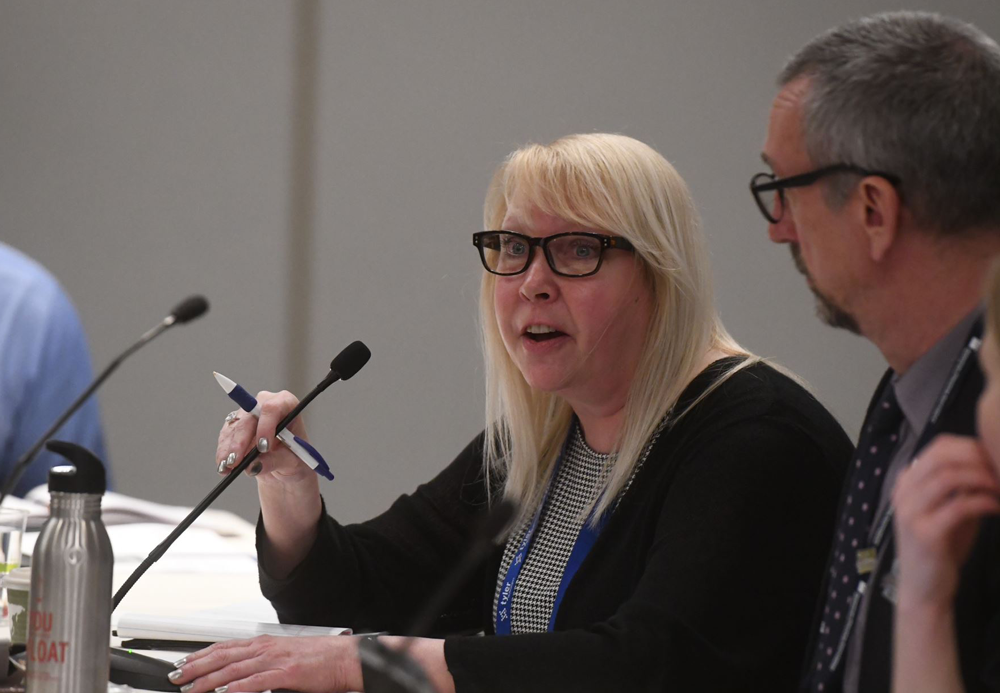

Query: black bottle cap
[{"left": 45, "top": 441, "right": 107, "bottom": 494}]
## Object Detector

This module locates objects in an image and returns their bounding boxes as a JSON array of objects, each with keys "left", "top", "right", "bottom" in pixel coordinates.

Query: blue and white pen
[{"left": 213, "top": 371, "right": 334, "bottom": 481}]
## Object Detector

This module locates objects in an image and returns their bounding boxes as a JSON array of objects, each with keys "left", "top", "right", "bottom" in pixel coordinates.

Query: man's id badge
[{"left": 856, "top": 547, "right": 878, "bottom": 575}]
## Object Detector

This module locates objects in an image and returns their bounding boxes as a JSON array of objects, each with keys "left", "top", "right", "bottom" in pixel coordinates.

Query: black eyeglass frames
[
  {"left": 472, "top": 231, "right": 635, "bottom": 277},
  {"left": 749, "top": 164, "right": 901, "bottom": 224}
]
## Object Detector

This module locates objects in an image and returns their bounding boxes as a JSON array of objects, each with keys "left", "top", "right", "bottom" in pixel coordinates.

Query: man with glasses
[{"left": 752, "top": 11, "right": 1000, "bottom": 693}]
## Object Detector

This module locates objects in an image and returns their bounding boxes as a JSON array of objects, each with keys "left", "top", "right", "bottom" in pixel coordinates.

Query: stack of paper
[
  {"left": 10, "top": 487, "right": 254, "bottom": 537},
  {"left": 116, "top": 614, "right": 350, "bottom": 643},
  {"left": 8, "top": 489, "right": 258, "bottom": 577}
]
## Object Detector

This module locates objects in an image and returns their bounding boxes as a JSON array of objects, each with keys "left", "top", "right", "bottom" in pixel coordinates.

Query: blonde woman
[{"left": 175, "top": 134, "right": 851, "bottom": 692}]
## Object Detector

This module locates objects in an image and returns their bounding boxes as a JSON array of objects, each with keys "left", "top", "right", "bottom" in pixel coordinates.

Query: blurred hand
[
  {"left": 169, "top": 635, "right": 360, "bottom": 693},
  {"left": 215, "top": 390, "right": 318, "bottom": 489},
  {"left": 892, "top": 434, "right": 1000, "bottom": 607}
]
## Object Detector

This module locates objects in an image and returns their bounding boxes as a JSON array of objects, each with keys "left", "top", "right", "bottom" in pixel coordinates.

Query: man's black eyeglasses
[
  {"left": 749, "top": 164, "right": 901, "bottom": 224},
  {"left": 472, "top": 231, "right": 635, "bottom": 277}
]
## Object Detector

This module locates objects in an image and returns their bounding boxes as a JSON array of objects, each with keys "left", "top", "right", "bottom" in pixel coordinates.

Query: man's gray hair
[{"left": 780, "top": 11, "right": 1000, "bottom": 234}]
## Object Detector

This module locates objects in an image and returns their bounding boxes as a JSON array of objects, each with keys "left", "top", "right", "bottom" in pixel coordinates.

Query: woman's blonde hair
[{"left": 479, "top": 133, "right": 752, "bottom": 523}]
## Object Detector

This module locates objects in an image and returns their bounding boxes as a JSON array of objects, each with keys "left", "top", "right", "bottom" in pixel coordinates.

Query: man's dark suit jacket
[{"left": 808, "top": 329, "right": 1000, "bottom": 692}]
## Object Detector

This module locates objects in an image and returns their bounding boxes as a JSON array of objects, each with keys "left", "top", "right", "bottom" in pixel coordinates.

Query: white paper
[
  {"left": 23, "top": 523, "right": 257, "bottom": 565},
  {"left": 116, "top": 613, "right": 350, "bottom": 642},
  {"left": 18, "top": 487, "right": 255, "bottom": 538}
]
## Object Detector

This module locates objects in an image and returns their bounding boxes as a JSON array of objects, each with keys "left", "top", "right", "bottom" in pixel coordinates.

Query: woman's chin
[{"left": 519, "top": 369, "right": 574, "bottom": 395}]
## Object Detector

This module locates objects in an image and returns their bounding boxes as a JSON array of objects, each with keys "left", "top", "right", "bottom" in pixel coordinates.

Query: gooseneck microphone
[
  {"left": 0, "top": 295, "right": 210, "bottom": 506},
  {"left": 168, "top": 296, "right": 210, "bottom": 325},
  {"left": 111, "top": 340, "right": 371, "bottom": 611},
  {"left": 405, "top": 499, "right": 516, "bottom": 638},
  {"left": 360, "top": 499, "right": 517, "bottom": 693}
]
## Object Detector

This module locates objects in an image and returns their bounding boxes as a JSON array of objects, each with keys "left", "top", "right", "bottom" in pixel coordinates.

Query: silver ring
[{"left": 225, "top": 410, "right": 240, "bottom": 426}]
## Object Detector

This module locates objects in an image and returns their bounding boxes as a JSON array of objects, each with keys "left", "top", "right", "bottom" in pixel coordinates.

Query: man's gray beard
[{"left": 790, "top": 244, "right": 861, "bottom": 335}]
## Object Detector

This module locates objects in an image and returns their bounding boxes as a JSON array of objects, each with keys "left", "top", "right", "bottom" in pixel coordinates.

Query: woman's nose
[{"left": 519, "top": 251, "right": 557, "bottom": 301}]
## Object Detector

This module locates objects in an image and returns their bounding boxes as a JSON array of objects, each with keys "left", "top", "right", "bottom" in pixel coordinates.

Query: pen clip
[
  {"left": 294, "top": 435, "right": 334, "bottom": 481},
  {"left": 276, "top": 429, "right": 334, "bottom": 481}
]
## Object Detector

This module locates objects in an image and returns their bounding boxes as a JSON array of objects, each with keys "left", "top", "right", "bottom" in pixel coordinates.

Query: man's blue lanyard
[{"left": 495, "top": 437, "right": 609, "bottom": 635}]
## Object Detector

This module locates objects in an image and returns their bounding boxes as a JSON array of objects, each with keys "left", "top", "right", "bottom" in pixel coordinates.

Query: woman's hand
[
  {"left": 167, "top": 635, "right": 362, "bottom": 693},
  {"left": 216, "top": 390, "right": 323, "bottom": 574},
  {"left": 167, "top": 636, "right": 455, "bottom": 693},
  {"left": 890, "top": 437, "right": 998, "bottom": 693},
  {"left": 892, "top": 434, "right": 1000, "bottom": 607},
  {"left": 215, "top": 390, "right": 316, "bottom": 488}
]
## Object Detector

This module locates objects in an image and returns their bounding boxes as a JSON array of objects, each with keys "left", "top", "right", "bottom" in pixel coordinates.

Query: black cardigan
[{"left": 259, "top": 360, "right": 853, "bottom": 692}]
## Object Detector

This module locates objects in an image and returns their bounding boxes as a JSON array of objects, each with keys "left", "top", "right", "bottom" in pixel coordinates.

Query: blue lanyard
[{"left": 495, "top": 438, "right": 609, "bottom": 635}]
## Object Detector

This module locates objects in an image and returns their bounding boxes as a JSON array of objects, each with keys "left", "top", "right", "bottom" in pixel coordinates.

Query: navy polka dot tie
[{"left": 804, "top": 384, "right": 903, "bottom": 692}]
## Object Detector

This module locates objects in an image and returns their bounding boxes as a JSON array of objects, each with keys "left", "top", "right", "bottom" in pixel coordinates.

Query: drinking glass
[
  {"left": 0, "top": 509, "right": 27, "bottom": 574},
  {"left": 0, "top": 508, "right": 28, "bottom": 628}
]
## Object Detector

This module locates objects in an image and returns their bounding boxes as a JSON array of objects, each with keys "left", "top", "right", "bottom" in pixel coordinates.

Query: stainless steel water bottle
[{"left": 26, "top": 440, "right": 113, "bottom": 693}]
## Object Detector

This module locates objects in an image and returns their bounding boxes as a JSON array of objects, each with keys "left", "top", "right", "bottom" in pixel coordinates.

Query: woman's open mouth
[{"left": 523, "top": 325, "right": 568, "bottom": 343}]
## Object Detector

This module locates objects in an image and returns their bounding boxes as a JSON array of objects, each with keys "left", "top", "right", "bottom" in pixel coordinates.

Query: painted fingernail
[
  {"left": 215, "top": 687, "right": 229, "bottom": 693},
  {"left": 172, "top": 657, "right": 187, "bottom": 668},
  {"left": 167, "top": 669, "right": 183, "bottom": 682},
  {"left": 226, "top": 452, "right": 237, "bottom": 469},
  {"left": 247, "top": 460, "right": 263, "bottom": 477},
  {"left": 258, "top": 437, "right": 269, "bottom": 453},
  {"left": 180, "top": 685, "right": 194, "bottom": 693},
  {"left": 217, "top": 459, "right": 227, "bottom": 474}
]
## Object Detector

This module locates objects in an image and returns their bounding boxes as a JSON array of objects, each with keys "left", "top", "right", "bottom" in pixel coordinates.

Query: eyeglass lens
[
  {"left": 751, "top": 174, "right": 782, "bottom": 223},
  {"left": 479, "top": 232, "right": 603, "bottom": 276},
  {"left": 760, "top": 187, "right": 780, "bottom": 221}
]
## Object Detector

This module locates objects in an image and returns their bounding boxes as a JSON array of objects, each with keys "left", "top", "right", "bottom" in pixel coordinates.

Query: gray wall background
[{"left": 1, "top": 0, "right": 997, "bottom": 524}]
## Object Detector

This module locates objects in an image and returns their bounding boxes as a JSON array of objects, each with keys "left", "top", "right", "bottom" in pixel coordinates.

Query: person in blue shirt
[{"left": 0, "top": 242, "right": 108, "bottom": 496}]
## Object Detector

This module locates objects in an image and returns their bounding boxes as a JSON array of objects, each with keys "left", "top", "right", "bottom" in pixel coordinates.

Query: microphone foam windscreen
[
  {"left": 330, "top": 341, "right": 371, "bottom": 380},
  {"left": 171, "top": 296, "right": 210, "bottom": 323}
]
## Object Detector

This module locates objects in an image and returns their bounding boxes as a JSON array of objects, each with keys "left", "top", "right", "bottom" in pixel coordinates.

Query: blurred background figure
[
  {"left": 891, "top": 260, "right": 1000, "bottom": 693},
  {"left": 0, "top": 241, "right": 108, "bottom": 496}
]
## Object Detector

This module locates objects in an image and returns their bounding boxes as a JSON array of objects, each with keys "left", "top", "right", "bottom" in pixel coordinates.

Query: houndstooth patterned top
[{"left": 492, "top": 419, "right": 662, "bottom": 633}]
